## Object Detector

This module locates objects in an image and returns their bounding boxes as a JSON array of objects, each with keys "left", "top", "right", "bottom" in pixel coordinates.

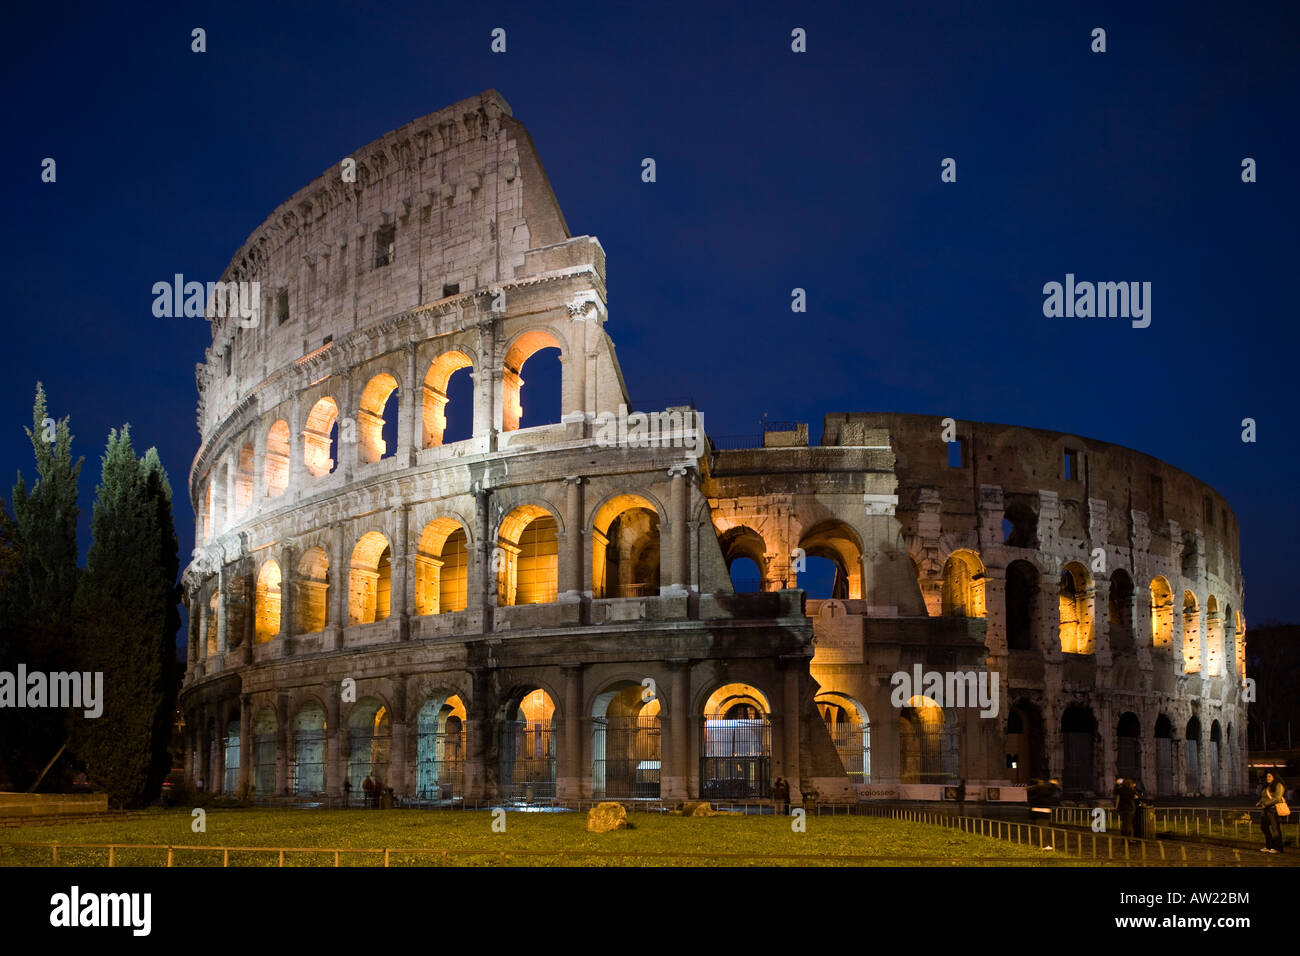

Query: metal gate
[
  {"left": 1155, "top": 738, "right": 1173, "bottom": 795},
  {"left": 1116, "top": 735, "right": 1141, "bottom": 782},
  {"left": 1185, "top": 739, "right": 1201, "bottom": 793},
  {"left": 1063, "top": 732, "right": 1094, "bottom": 792},
  {"left": 500, "top": 720, "right": 556, "bottom": 802},
  {"left": 253, "top": 734, "right": 276, "bottom": 797},
  {"left": 701, "top": 717, "right": 771, "bottom": 799},
  {"left": 416, "top": 730, "right": 465, "bottom": 800},
  {"left": 291, "top": 730, "right": 326, "bottom": 794},
  {"left": 593, "top": 715, "right": 661, "bottom": 798},
  {"left": 223, "top": 729, "right": 240, "bottom": 795},
  {"left": 1208, "top": 740, "right": 1220, "bottom": 796},
  {"left": 827, "top": 723, "right": 868, "bottom": 783}
]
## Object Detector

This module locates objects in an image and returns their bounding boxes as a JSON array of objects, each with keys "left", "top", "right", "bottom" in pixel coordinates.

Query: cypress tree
[{"left": 74, "top": 427, "right": 181, "bottom": 807}]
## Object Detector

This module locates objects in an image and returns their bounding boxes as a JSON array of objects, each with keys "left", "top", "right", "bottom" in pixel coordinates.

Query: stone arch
[
  {"left": 254, "top": 560, "right": 281, "bottom": 643},
  {"left": 718, "top": 525, "right": 770, "bottom": 592},
  {"left": 502, "top": 328, "right": 564, "bottom": 432},
  {"left": 941, "top": 548, "right": 986, "bottom": 617},
  {"left": 1116, "top": 711, "right": 1142, "bottom": 784},
  {"left": 1004, "top": 559, "right": 1041, "bottom": 651},
  {"left": 290, "top": 700, "right": 327, "bottom": 794},
  {"left": 798, "top": 520, "right": 863, "bottom": 600},
  {"left": 251, "top": 706, "right": 277, "bottom": 798},
  {"left": 1002, "top": 499, "right": 1038, "bottom": 548},
  {"left": 1058, "top": 562, "right": 1093, "bottom": 654},
  {"left": 415, "top": 517, "right": 470, "bottom": 615},
  {"left": 592, "top": 492, "right": 661, "bottom": 599},
  {"left": 1150, "top": 576, "right": 1174, "bottom": 651},
  {"left": 590, "top": 679, "right": 662, "bottom": 799},
  {"left": 304, "top": 397, "right": 339, "bottom": 477},
  {"left": 415, "top": 691, "right": 467, "bottom": 800},
  {"left": 205, "top": 589, "right": 218, "bottom": 656},
  {"left": 815, "top": 691, "right": 870, "bottom": 784},
  {"left": 349, "top": 531, "right": 392, "bottom": 624},
  {"left": 1061, "top": 704, "right": 1098, "bottom": 793},
  {"left": 497, "top": 504, "right": 559, "bottom": 606},
  {"left": 499, "top": 686, "right": 558, "bottom": 802},
  {"left": 1182, "top": 590, "right": 1201, "bottom": 674},
  {"left": 1205, "top": 595, "right": 1224, "bottom": 676},
  {"left": 701, "top": 682, "right": 773, "bottom": 799},
  {"left": 1005, "top": 698, "right": 1046, "bottom": 785},
  {"left": 346, "top": 696, "right": 392, "bottom": 795},
  {"left": 264, "top": 419, "right": 290, "bottom": 497},
  {"left": 1209, "top": 720, "right": 1223, "bottom": 796},
  {"left": 899, "top": 696, "right": 955, "bottom": 785},
  {"left": 422, "top": 350, "right": 474, "bottom": 447},
  {"left": 296, "top": 547, "right": 329, "bottom": 634},
  {"left": 1154, "top": 713, "right": 1175, "bottom": 796},
  {"left": 358, "top": 373, "right": 399, "bottom": 463}
]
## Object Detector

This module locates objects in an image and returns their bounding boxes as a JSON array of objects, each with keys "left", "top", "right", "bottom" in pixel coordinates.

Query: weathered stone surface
[{"left": 587, "top": 802, "right": 628, "bottom": 832}]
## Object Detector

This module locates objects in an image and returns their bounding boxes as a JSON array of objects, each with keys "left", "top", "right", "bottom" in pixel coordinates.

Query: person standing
[
  {"left": 1114, "top": 777, "right": 1137, "bottom": 837},
  {"left": 1257, "top": 772, "right": 1288, "bottom": 854}
]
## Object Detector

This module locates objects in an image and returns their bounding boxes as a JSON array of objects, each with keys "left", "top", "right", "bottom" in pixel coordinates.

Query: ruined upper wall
[
  {"left": 824, "top": 412, "right": 1241, "bottom": 583},
  {"left": 195, "top": 90, "right": 575, "bottom": 439}
]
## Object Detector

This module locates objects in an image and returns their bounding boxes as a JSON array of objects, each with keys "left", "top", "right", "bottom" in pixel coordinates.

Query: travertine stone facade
[{"left": 180, "top": 92, "right": 1247, "bottom": 806}]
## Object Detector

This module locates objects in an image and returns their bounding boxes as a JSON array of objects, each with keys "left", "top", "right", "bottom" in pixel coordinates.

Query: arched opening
[
  {"left": 798, "top": 522, "right": 863, "bottom": 599},
  {"left": 503, "top": 330, "right": 563, "bottom": 432},
  {"left": 1058, "top": 562, "right": 1092, "bottom": 654},
  {"left": 295, "top": 547, "right": 329, "bottom": 634},
  {"left": 254, "top": 560, "right": 281, "bottom": 643},
  {"left": 941, "top": 549, "right": 987, "bottom": 617},
  {"left": 1185, "top": 715, "right": 1202, "bottom": 794},
  {"left": 290, "top": 702, "right": 326, "bottom": 795},
  {"left": 816, "top": 692, "right": 870, "bottom": 784},
  {"left": 1205, "top": 595, "right": 1224, "bottom": 676},
  {"left": 1004, "top": 699, "right": 1046, "bottom": 785},
  {"left": 1108, "top": 569, "right": 1135, "bottom": 652},
  {"left": 265, "top": 419, "right": 290, "bottom": 497},
  {"left": 1116, "top": 711, "right": 1142, "bottom": 784},
  {"left": 1182, "top": 591, "right": 1201, "bottom": 674},
  {"left": 593, "top": 494, "right": 660, "bottom": 598},
  {"left": 205, "top": 590, "right": 218, "bottom": 656},
  {"left": 223, "top": 717, "right": 240, "bottom": 795},
  {"left": 252, "top": 707, "right": 277, "bottom": 798},
  {"left": 1209, "top": 720, "right": 1223, "bottom": 796},
  {"left": 499, "top": 688, "right": 557, "bottom": 802},
  {"left": 1002, "top": 500, "right": 1038, "bottom": 548},
  {"left": 213, "top": 464, "right": 228, "bottom": 532},
  {"left": 497, "top": 505, "right": 558, "bottom": 606},
  {"left": 591, "top": 682, "right": 662, "bottom": 799},
  {"left": 702, "top": 683, "right": 772, "bottom": 799},
  {"left": 349, "top": 531, "right": 391, "bottom": 625},
  {"left": 415, "top": 518, "right": 469, "bottom": 615},
  {"left": 719, "top": 526, "right": 768, "bottom": 591},
  {"left": 346, "top": 698, "right": 391, "bottom": 800},
  {"left": 200, "top": 475, "right": 212, "bottom": 542},
  {"left": 1234, "top": 610, "right": 1246, "bottom": 677},
  {"left": 1150, "top": 576, "right": 1173, "bottom": 651},
  {"left": 304, "top": 397, "right": 339, "bottom": 477},
  {"left": 233, "top": 443, "right": 254, "bottom": 518},
  {"left": 899, "top": 696, "right": 956, "bottom": 785},
  {"left": 1154, "top": 714, "right": 1174, "bottom": 796},
  {"left": 422, "top": 351, "right": 473, "bottom": 447},
  {"left": 416, "top": 692, "right": 467, "bottom": 801},
  {"left": 1061, "top": 704, "right": 1097, "bottom": 794},
  {"left": 1004, "top": 560, "right": 1040, "bottom": 651},
  {"left": 358, "top": 373, "right": 399, "bottom": 463}
]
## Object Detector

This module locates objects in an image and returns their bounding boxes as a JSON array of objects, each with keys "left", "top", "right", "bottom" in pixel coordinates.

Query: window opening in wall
[
  {"left": 276, "top": 288, "right": 289, "bottom": 325},
  {"left": 442, "top": 283, "right": 459, "bottom": 297},
  {"left": 1063, "top": 448, "right": 1079, "bottom": 481},
  {"left": 223, "top": 344, "right": 232, "bottom": 377},
  {"left": 947, "top": 438, "right": 963, "bottom": 468},
  {"left": 1204, "top": 496, "right": 1214, "bottom": 525},
  {"left": 374, "top": 225, "right": 395, "bottom": 268},
  {"left": 323, "top": 335, "right": 332, "bottom": 346}
]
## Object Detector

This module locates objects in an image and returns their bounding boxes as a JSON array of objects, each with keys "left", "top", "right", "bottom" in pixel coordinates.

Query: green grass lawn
[{"left": 0, "top": 808, "right": 1083, "bottom": 866}]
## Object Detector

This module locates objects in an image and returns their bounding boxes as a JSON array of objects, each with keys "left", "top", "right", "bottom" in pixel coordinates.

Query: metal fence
[{"left": 1052, "top": 805, "right": 1300, "bottom": 846}]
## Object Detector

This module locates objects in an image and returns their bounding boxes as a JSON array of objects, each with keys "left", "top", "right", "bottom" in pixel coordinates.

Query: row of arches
[
  {"left": 223, "top": 496, "right": 664, "bottom": 647},
  {"left": 722, "top": 520, "right": 865, "bottom": 599},
  {"left": 1005, "top": 701, "right": 1238, "bottom": 796},
  {"left": 199, "top": 339, "right": 563, "bottom": 542}
]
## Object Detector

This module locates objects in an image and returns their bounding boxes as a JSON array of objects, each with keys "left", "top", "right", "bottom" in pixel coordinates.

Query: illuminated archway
[
  {"left": 304, "top": 397, "right": 339, "bottom": 477},
  {"left": 416, "top": 692, "right": 467, "bottom": 800},
  {"left": 797, "top": 522, "right": 863, "bottom": 599},
  {"left": 358, "top": 373, "right": 399, "bottom": 463},
  {"left": 941, "top": 549, "right": 986, "bottom": 618},
  {"left": 592, "top": 494, "right": 661, "bottom": 598},
  {"left": 1150, "top": 576, "right": 1173, "bottom": 650},
  {"left": 899, "top": 696, "right": 955, "bottom": 785},
  {"left": 1182, "top": 591, "right": 1201, "bottom": 673},
  {"left": 701, "top": 683, "right": 772, "bottom": 799},
  {"left": 415, "top": 518, "right": 469, "bottom": 615},
  {"left": 719, "top": 525, "right": 769, "bottom": 591},
  {"left": 591, "top": 681, "right": 662, "bottom": 798},
  {"left": 1058, "top": 562, "right": 1092, "bottom": 654},
  {"left": 290, "top": 701, "right": 326, "bottom": 794},
  {"left": 346, "top": 698, "right": 391, "bottom": 797},
  {"left": 295, "top": 547, "right": 329, "bottom": 634},
  {"left": 815, "top": 691, "right": 870, "bottom": 784},
  {"left": 349, "top": 531, "right": 392, "bottom": 625},
  {"left": 502, "top": 329, "right": 563, "bottom": 432},
  {"left": 422, "top": 351, "right": 473, "bottom": 447},
  {"left": 499, "top": 687, "right": 557, "bottom": 802},
  {"left": 1205, "top": 595, "right": 1224, "bottom": 676},
  {"left": 264, "top": 419, "right": 290, "bottom": 497},
  {"left": 497, "top": 505, "right": 558, "bottom": 606},
  {"left": 233, "top": 443, "right": 254, "bottom": 517},
  {"left": 254, "top": 560, "right": 281, "bottom": 643}
]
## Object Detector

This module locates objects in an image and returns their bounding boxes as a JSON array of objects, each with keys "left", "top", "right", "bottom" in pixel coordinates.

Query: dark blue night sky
[{"left": 2, "top": 1, "right": 1296, "bottom": 626}]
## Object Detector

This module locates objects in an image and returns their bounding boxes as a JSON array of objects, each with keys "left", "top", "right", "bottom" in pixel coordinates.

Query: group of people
[
  {"left": 343, "top": 774, "right": 394, "bottom": 808},
  {"left": 1112, "top": 776, "right": 1146, "bottom": 836}
]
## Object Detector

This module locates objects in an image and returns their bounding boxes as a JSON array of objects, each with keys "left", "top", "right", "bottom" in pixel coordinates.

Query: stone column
[
  {"left": 782, "top": 660, "right": 802, "bottom": 801},
  {"left": 463, "top": 667, "right": 492, "bottom": 801},
  {"left": 289, "top": 392, "right": 304, "bottom": 500},
  {"left": 326, "top": 682, "right": 342, "bottom": 799},
  {"left": 563, "top": 300, "right": 590, "bottom": 439},
  {"left": 561, "top": 476, "right": 585, "bottom": 601},
  {"left": 401, "top": 345, "right": 418, "bottom": 464},
  {"left": 210, "top": 705, "right": 224, "bottom": 795},
  {"left": 559, "top": 664, "right": 584, "bottom": 801},
  {"left": 328, "top": 523, "right": 347, "bottom": 649},
  {"left": 278, "top": 543, "right": 295, "bottom": 656},
  {"left": 394, "top": 504, "right": 411, "bottom": 641},
  {"left": 276, "top": 695, "right": 290, "bottom": 796},
  {"left": 1038, "top": 573, "right": 1061, "bottom": 659},
  {"left": 197, "top": 704, "right": 212, "bottom": 792},
  {"left": 215, "top": 566, "right": 229, "bottom": 657},
  {"left": 238, "top": 694, "right": 252, "bottom": 799},
  {"left": 665, "top": 660, "right": 691, "bottom": 800},
  {"left": 474, "top": 487, "right": 495, "bottom": 630},
  {"left": 390, "top": 678, "right": 408, "bottom": 796},
  {"left": 473, "top": 320, "right": 498, "bottom": 450},
  {"left": 668, "top": 464, "right": 691, "bottom": 593}
]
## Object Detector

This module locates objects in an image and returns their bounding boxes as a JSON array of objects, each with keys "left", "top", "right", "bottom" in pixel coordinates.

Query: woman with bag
[{"left": 1257, "top": 772, "right": 1288, "bottom": 854}]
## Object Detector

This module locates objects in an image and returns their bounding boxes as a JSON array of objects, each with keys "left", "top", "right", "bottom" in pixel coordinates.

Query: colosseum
[{"left": 179, "top": 90, "right": 1248, "bottom": 808}]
